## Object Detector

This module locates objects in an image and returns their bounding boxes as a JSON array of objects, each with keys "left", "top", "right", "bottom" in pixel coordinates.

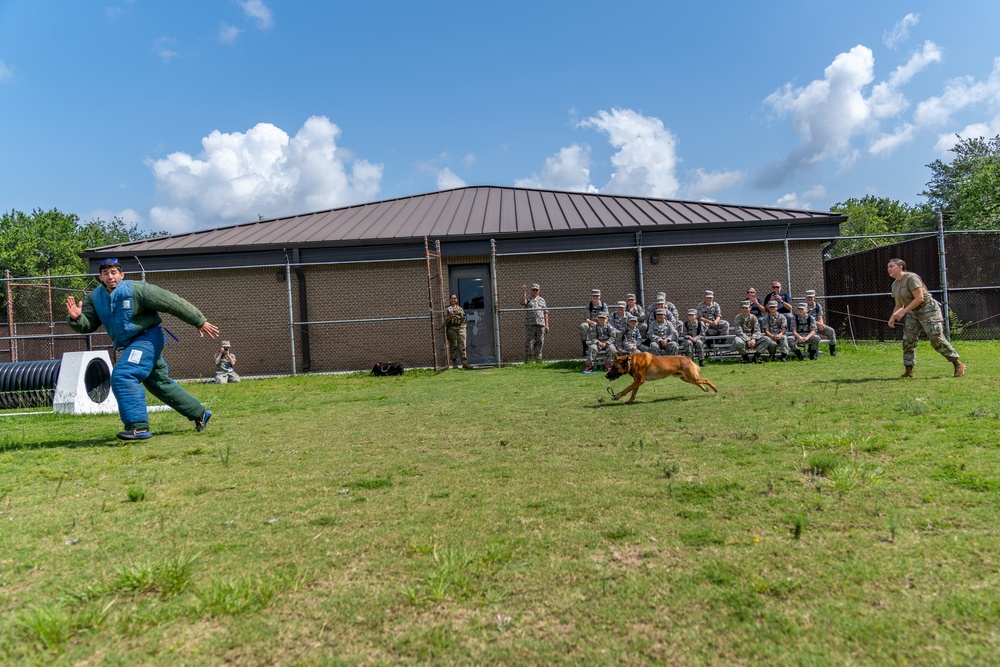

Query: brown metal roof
[{"left": 86, "top": 186, "right": 844, "bottom": 256}]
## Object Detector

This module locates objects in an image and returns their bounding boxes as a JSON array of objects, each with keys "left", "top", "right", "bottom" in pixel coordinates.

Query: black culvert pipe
[{"left": 0, "top": 358, "right": 112, "bottom": 410}]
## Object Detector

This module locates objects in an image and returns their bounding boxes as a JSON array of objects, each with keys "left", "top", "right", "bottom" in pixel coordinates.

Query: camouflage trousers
[
  {"left": 524, "top": 324, "right": 545, "bottom": 361},
  {"left": 446, "top": 327, "right": 467, "bottom": 364},
  {"left": 901, "top": 302, "right": 959, "bottom": 366}
]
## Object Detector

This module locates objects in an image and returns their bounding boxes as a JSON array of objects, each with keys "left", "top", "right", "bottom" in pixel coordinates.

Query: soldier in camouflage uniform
[
  {"left": 619, "top": 315, "right": 643, "bottom": 355},
  {"left": 610, "top": 301, "right": 630, "bottom": 333},
  {"left": 445, "top": 294, "right": 473, "bottom": 369},
  {"left": 696, "top": 290, "right": 730, "bottom": 344},
  {"left": 887, "top": 258, "right": 965, "bottom": 378},
  {"left": 625, "top": 293, "right": 645, "bottom": 327},
  {"left": 759, "top": 301, "right": 789, "bottom": 361},
  {"left": 584, "top": 312, "right": 618, "bottom": 373},
  {"left": 678, "top": 308, "right": 708, "bottom": 367},
  {"left": 732, "top": 301, "right": 763, "bottom": 364},
  {"left": 805, "top": 290, "right": 837, "bottom": 357},
  {"left": 646, "top": 308, "right": 679, "bottom": 356},
  {"left": 654, "top": 292, "right": 680, "bottom": 323},
  {"left": 789, "top": 303, "right": 821, "bottom": 360},
  {"left": 579, "top": 289, "right": 609, "bottom": 356},
  {"left": 521, "top": 283, "right": 549, "bottom": 363}
]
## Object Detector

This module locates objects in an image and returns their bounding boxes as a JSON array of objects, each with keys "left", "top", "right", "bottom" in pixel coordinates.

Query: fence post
[
  {"left": 5, "top": 269, "right": 15, "bottom": 363},
  {"left": 285, "top": 251, "right": 297, "bottom": 377},
  {"left": 490, "top": 239, "right": 502, "bottom": 368},
  {"left": 783, "top": 236, "right": 792, "bottom": 301},
  {"left": 937, "top": 212, "right": 951, "bottom": 338}
]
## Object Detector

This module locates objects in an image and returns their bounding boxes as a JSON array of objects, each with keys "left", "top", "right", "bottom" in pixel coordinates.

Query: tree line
[{"left": 830, "top": 134, "right": 1000, "bottom": 257}]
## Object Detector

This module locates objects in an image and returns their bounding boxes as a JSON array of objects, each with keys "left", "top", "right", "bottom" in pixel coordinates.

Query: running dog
[{"left": 604, "top": 352, "right": 718, "bottom": 403}]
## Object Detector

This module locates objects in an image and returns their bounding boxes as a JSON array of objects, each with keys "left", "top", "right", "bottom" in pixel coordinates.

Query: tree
[
  {"left": 1, "top": 208, "right": 163, "bottom": 321},
  {"left": 828, "top": 196, "right": 936, "bottom": 257},
  {"left": 922, "top": 134, "right": 1000, "bottom": 230}
]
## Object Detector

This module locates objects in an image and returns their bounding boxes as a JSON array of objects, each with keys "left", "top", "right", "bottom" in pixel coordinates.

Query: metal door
[{"left": 448, "top": 265, "right": 495, "bottom": 363}]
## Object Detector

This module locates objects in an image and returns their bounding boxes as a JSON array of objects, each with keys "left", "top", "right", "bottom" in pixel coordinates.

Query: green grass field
[{"left": 2, "top": 342, "right": 999, "bottom": 665}]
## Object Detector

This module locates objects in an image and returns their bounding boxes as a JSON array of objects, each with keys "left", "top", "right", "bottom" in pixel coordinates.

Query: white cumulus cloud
[
  {"left": 0, "top": 59, "right": 12, "bottom": 82},
  {"left": 686, "top": 168, "right": 744, "bottom": 199},
  {"left": 775, "top": 185, "right": 827, "bottom": 210},
  {"left": 884, "top": 13, "right": 919, "bottom": 49},
  {"left": 147, "top": 116, "right": 382, "bottom": 233},
  {"left": 514, "top": 144, "right": 597, "bottom": 192},
  {"left": 219, "top": 23, "right": 241, "bottom": 44},
  {"left": 581, "top": 108, "right": 680, "bottom": 198},
  {"left": 436, "top": 167, "right": 466, "bottom": 190},
  {"left": 152, "top": 36, "right": 178, "bottom": 62},
  {"left": 238, "top": 0, "right": 273, "bottom": 30}
]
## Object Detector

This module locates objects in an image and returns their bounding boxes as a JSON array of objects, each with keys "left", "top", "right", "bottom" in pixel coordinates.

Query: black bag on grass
[{"left": 370, "top": 362, "right": 404, "bottom": 376}]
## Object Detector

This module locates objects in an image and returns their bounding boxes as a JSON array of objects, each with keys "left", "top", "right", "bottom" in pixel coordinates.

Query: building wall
[{"left": 105, "top": 240, "right": 826, "bottom": 378}]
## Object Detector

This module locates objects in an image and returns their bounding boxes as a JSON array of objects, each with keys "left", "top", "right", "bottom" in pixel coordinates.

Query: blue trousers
[{"left": 112, "top": 326, "right": 205, "bottom": 431}]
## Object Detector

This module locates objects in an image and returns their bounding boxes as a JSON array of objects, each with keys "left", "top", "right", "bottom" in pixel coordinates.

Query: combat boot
[
  {"left": 953, "top": 360, "right": 966, "bottom": 377},
  {"left": 901, "top": 365, "right": 914, "bottom": 378},
  {"left": 780, "top": 354, "right": 788, "bottom": 362},
  {"left": 829, "top": 344, "right": 837, "bottom": 357},
  {"left": 741, "top": 354, "right": 751, "bottom": 364},
  {"left": 795, "top": 349, "right": 804, "bottom": 361},
  {"left": 753, "top": 353, "right": 762, "bottom": 364},
  {"left": 809, "top": 350, "right": 818, "bottom": 360}
]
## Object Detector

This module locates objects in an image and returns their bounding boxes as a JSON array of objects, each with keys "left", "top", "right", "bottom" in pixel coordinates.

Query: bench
[{"left": 702, "top": 335, "right": 831, "bottom": 362}]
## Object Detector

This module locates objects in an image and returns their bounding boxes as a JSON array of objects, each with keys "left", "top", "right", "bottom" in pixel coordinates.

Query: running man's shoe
[
  {"left": 196, "top": 409, "right": 212, "bottom": 432},
  {"left": 117, "top": 429, "right": 152, "bottom": 441}
]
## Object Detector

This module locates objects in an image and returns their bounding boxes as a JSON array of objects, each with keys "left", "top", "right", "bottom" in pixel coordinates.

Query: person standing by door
[
  {"left": 522, "top": 283, "right": 549, "bottom": 363},
  {"left": 446, "top": 294, "right": 472, "bottom": 369}
]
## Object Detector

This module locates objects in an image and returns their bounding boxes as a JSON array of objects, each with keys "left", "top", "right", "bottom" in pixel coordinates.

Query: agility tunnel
[{"left": 0, "top": 352, "right": 118, "bottom": 414}]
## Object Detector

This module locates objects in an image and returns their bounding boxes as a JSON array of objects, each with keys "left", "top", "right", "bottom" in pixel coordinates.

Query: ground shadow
[{"left": 588, "top": 393, "right": 702, "bottom": 408}]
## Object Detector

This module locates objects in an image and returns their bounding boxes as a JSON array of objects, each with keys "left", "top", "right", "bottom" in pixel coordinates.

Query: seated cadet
[
  {"left": 610, "top": 301, "right": 630, "bottom": 333},
  {"left": 732, "top": 300, "right": 763, "bottom": 364},
  {"left": 578, "top": 289, "right": 609, "bottom": 356},
  {"left": 805, "top": 290, "right": 837, "bottom": 357},
  {"left": 697, "top": 289, "right": 730, "bottom": 345},
  {"left": 762, "top": 280, "right": 794, "bottom": 328},
  {"left": 584, "top": 312, "right": 617, "bottom": 373},
  {"left": 790, "top": 302, "right": 821, "bottom": 360},
  {"left": 677, "top": 308, "right": 708, "bottom": 367},
  {"left": 625, "top": 293, "right": 645, "bottom": 326},
  {"left": 759, "top": 301, "right": 790, "bottom": 361},
  {"left": 646, "top": 308, "right": 679, "bottom": 356},
  {"left": 619, "top": 315, "right": 643, "bottom": 355},
  {"left": 654, "top": 292, "right": 680, "bottom": 323}
]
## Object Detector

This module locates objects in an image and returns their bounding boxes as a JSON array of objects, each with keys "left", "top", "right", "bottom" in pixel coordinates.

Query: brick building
[{"left": 82, "top": 186, "right": 844, "bottom": 377}]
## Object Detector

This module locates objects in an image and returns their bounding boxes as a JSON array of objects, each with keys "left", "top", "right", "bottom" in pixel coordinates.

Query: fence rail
[{"left": 3, "top": 229, "right": 998, "bottom": 378}]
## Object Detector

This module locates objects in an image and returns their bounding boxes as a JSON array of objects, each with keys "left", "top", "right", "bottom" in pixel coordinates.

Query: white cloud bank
[
  {"left": 237, "top": 0, "right": 273, "bottom": 30},
  {"left": 883, "top": 13, "right": 919, "bottom": 50},
  {"left": 148, "top": 116, "right": 382, "bottom": 233},
  {"left": 516, "top": 108, "right": 684, "bottom": 198}
]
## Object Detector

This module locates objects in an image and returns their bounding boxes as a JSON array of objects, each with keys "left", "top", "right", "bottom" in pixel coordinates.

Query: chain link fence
[
  {"left": 3, "top": 229, "right": 997, "bottom": 380},
  {"left": 823, "top": 230, "right": 1000, "bottom": 343}
]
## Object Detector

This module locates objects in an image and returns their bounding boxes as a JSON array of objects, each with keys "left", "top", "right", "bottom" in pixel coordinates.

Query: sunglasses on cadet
[{"left": 99, "top": 258, "right": 120, "bottom": 267}]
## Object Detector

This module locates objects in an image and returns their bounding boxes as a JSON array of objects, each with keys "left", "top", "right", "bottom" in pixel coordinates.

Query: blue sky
[{"left": 2, "top": 1, "right": 1000, "bottom": 234}]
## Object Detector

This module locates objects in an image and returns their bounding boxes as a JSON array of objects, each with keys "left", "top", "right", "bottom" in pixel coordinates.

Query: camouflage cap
[
  {"left": 740, "top": 300, "right": 751, "bottom": 308},
  {"left": 530, "top": 283, "right": 540, "bottom": 290},
  {"left": 805, "top": 289, "right": 816, "bottom": 297},
  {"left": 627, "top": 314, "right": 638, "bottom": 322},
  {"left": 797, "top": 303, "right": 808, "bottom": 310},
  {"left": 617, "top": 301, "right": 627, "bottom": 308},
  {"left": 654, "top": 308, "right": 667, "bottom": 316},
  {"left": 704, "top": 290, "right": 714, "bottom": 297},
  {"left": 591, "top": 289, "right": 601, "bottom": 296},
  {"left": 767, "top": 301, "right": 779, "bottom": 308},
  {"left": 687, "top": 308, "right": 698, "bottom": 315},
  {"left": 597, "top": 311, "right": 608, "bottom": 318},
  {"left": 625, "top": 293, "right": 637, "bottom": 300}
]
